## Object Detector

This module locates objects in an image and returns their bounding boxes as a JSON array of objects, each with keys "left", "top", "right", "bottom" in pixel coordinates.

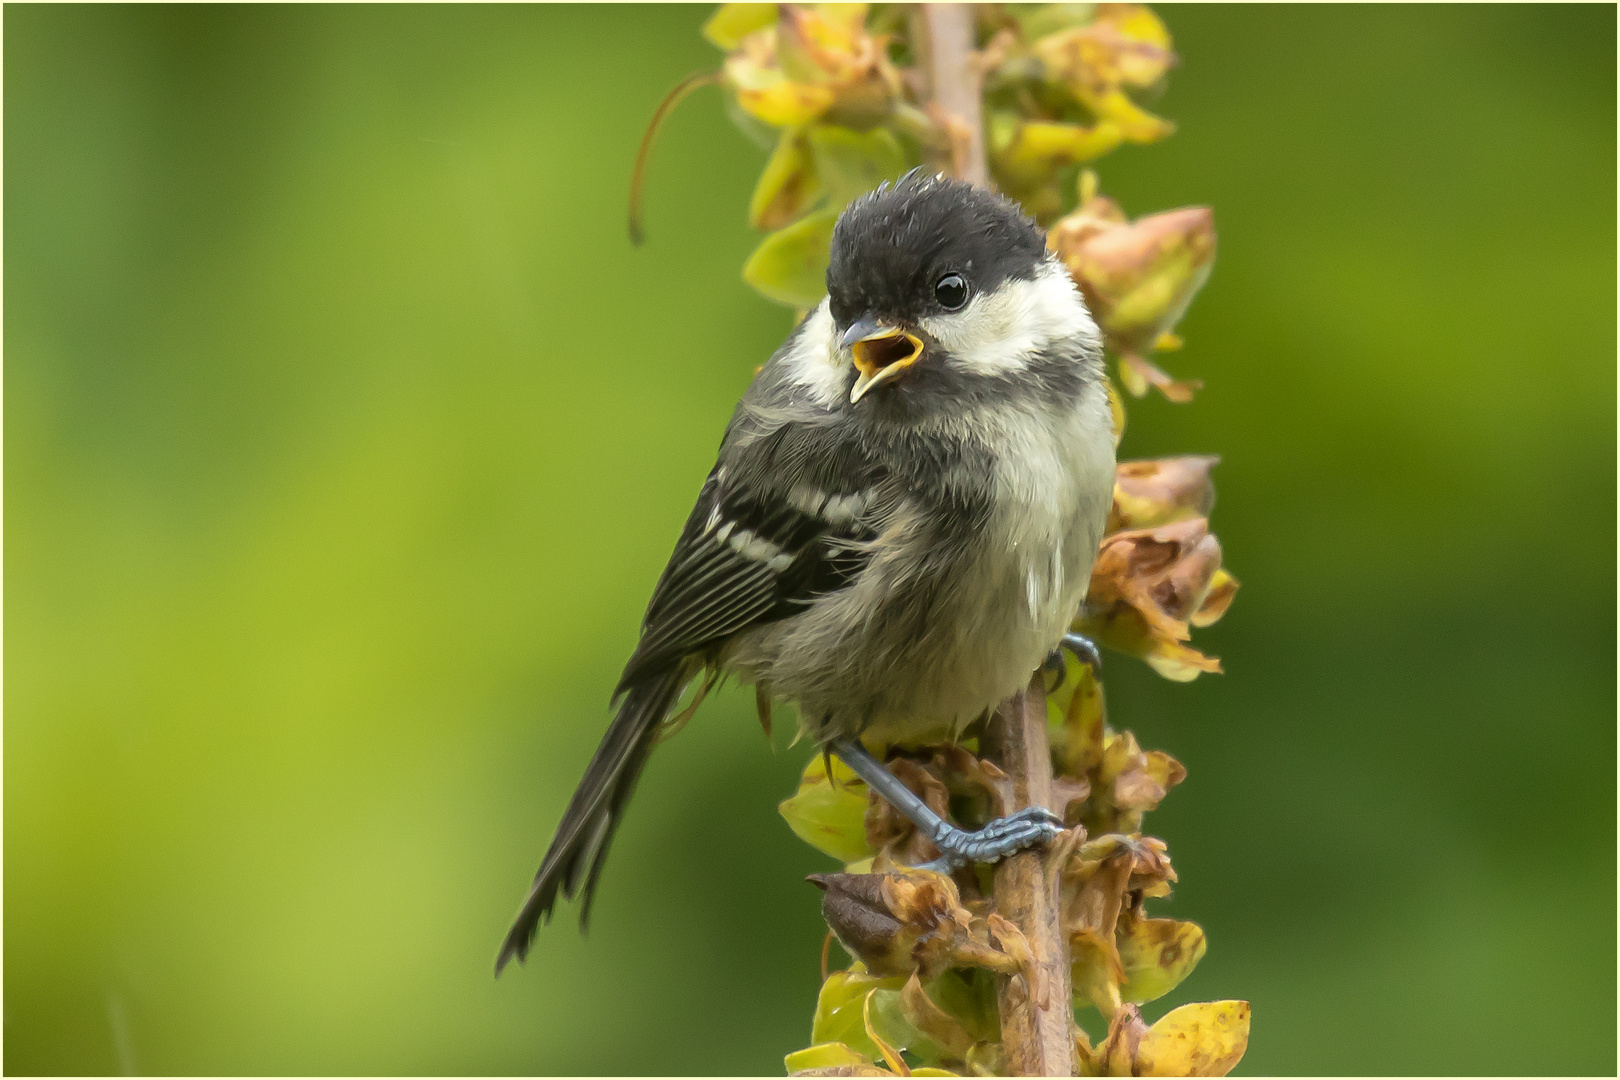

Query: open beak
[{"left": 841, "top": 317, "right": 925, "bottom": 404}]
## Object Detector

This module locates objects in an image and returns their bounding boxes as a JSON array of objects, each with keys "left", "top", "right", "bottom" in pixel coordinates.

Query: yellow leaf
[
  {"left": 994, "top": 120, "right": 1125, "bottom": 193},
  {"left": 1088, "top": 91, "right": 1156, "bottom": 140},
  {"left": 786, "top": 1042, "right": 874, "bottom": 1073},
  {"left": 1140, "top": 750, "right": 1187, "bottom": 794},
  {"left": 1030, "top": 10, "right": 1175, "bottom": 109},
  {"left": 813, "top": 4, "right": 869, "bottom": 35},
  {"left": 1117, "top": 353, "right": 1149, "bottom": 397},
  {"left": 703, "top": 3, "right": 779, "bottom": 51},
  {"left": 735, "top": 78, "right": 837, "bottom": 127},
  {"left": 1142, "top": 636, "right": 1222, "bottom": 682},
  {"left": 1117, "top": 914, "right": 1206, "bottom": 1005},
  {"left": 1090, "top": 4, "right": 1174, "bottom": 84},
  {"left": 779, "top": 749, "right": 874, "bottom": 862},
  {"left": 1136, "top": 1000, "right": 1250, "bottom": 1077},
  {"left": 725, "top": 36, "right": 837, "bottom": 127}
]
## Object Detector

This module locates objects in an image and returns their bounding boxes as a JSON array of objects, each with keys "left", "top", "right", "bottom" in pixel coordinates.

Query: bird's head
[{"left": 825, "top": 170, "right": 1099, "bottom": 410}]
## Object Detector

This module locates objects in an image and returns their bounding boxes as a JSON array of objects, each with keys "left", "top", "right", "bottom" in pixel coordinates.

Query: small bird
[{"left": 497, "top": 171, "right": 1115, "bottom": 973}]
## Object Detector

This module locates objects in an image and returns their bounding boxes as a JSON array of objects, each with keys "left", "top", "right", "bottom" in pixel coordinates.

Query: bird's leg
[{"left": 829, "top": 737, "right": 1063, "bottom": 873}]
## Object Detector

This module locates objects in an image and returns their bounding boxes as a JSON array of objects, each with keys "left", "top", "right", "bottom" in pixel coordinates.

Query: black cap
[{"left": 826, "top": 170, "right": 1048, "bottom": 330}]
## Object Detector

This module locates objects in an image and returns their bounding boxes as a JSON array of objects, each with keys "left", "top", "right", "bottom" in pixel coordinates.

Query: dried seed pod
[
  {"left": 1076, "top": 518, "right": 1235, "bottom": 683},
  {"left": 811, "top": 870, "right": 1027, "bottom": 985}
]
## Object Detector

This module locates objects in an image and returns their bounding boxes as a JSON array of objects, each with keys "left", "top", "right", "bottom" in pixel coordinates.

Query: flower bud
[
  {"left": 1048, "top": 193, "right": 1214, "bottom": 401},
  {"left": 1108, "top": 456, "right": 1219, "bottom": 533},
  {"left": 1057, "top": 205, "right": 1215, "bottom": 353}
]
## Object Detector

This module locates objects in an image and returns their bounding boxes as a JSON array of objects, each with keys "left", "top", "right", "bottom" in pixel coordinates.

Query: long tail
[{"left": 495, "top": 667, "right": 686, "bottom": 974}]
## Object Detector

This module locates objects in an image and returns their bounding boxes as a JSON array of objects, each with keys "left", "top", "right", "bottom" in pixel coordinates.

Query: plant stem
[
  {"left": 914, "top": 5, "right": 1076, "bottom": 1073},
  {"left": 981, "top": 674, "right": 1079, "bottom": 1076},
  {"left": 913, "top": 5, "right": 990, "bottom": 187}
]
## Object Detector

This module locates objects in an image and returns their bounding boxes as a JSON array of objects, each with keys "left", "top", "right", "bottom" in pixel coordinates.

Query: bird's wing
[
  {"left": 616, "top": 433, "right": 884, "bottom": 692},
  {"left": 501, "top": 422, "right": 886, "bottom": 963}
]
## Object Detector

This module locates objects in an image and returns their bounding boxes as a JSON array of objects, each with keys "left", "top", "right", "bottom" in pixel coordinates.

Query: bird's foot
[
  {"left": 918, "top": 806, "right": 1064, "bottom": 873},
  {"left": 1044, "top": 632, "right": 1101, "bottom": 692},
  {"left": 1060, "top": 631, "right": 1102, "bottom": 672}
]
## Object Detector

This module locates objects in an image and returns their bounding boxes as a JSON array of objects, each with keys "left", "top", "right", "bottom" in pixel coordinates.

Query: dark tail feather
[{"left": 495, "top": 668, "right": 685, "bottom": 974}]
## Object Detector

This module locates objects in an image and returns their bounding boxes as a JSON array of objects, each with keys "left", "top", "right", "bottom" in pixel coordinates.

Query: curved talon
[
  {"left": 1061, "top": 632, "right": 1102, "bottom": 672},
  {"left": 1042, "top": 647, "right": 1070, "bottom": 690},
  {"left": 919, "top": 806, "right": 1064, "bottom": 872}
]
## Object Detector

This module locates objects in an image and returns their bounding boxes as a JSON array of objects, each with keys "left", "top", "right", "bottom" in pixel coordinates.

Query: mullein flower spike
[{"left": 645, "top": 4, "right": 1247, "bottom": 1074}]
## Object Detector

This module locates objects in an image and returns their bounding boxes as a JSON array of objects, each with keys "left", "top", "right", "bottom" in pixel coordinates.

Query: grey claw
[
  {"left": 1061, "top": 632, "right": 1102, "bottom": 671},
  {"left": 1042, "top": 647, "right": 1069, "bottom": 689}
]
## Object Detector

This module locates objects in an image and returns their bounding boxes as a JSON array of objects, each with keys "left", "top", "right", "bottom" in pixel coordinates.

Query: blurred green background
[{"left": 6, "top": 4, "right": 1614, "bottom": 1075}]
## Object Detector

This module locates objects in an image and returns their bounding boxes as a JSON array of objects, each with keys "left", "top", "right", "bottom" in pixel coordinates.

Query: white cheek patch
[
  {"left": 919, "top": 259, "right": 1099, "bottom": 376},
  {"left": 777, "top": 299, "right": 847, "bottom": 408}
]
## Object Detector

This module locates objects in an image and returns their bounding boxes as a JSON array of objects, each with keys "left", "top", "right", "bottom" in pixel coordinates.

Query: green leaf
[
  {"left": 750, "top": 126, "right": 825, "bottom": 231},
  {"left": 1048, "top": 654, "right": 1104, "bottom": 777},
  {"left": 1119, "top": 914, "right": 1207, "bottom": 1005},
  {"left": 807, "top": 124, "right": 908, "bottom": 205},
  {"left": 926, "top": 968, "right": 999, "bottom": 1043},
  {"left": 702, "top": 3, "right": 778, "bottom": 50},
  {"left": 869, "top": 986, "right": 952, "bottom": 1066},
  {"left": 1013, "top": 3, "right": 1099, "bottom": 41},
  {"left": 779, "top": 750, "right": 873, "bottom": 862},
  {"left": 812, "top": 967, "right": 907, "bottom": 1059},
  {"left": 743, "top": 207, "right": 839, "bottom": 308}
]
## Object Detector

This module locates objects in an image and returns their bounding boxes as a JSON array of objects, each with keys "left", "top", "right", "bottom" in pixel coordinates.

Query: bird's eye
[{"left": 934, "top": 273, "right": 969, "bottom": 311}]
